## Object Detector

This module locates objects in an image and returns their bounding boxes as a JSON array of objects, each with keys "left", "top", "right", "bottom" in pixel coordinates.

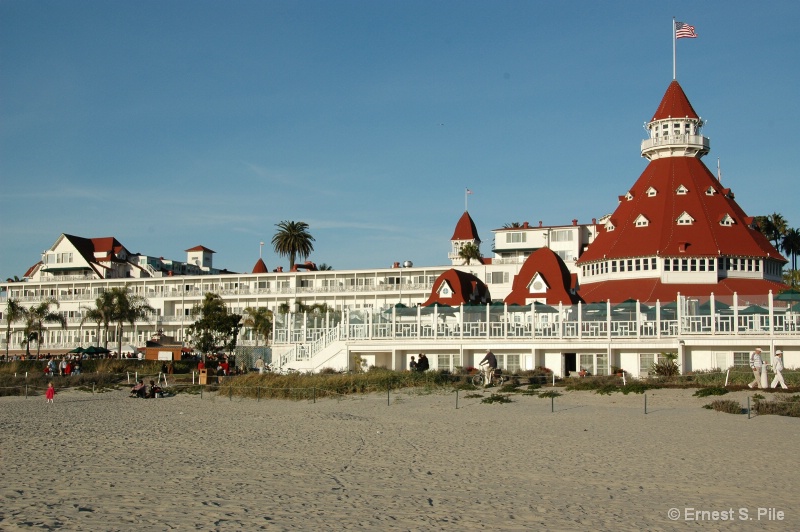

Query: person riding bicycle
[{"left": 479, "top": 349, "right": 498, "bottom": 387}]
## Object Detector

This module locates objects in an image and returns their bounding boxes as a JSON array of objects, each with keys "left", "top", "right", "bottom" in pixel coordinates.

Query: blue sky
[{"left": 2, "top": 1, "right": 798, "bottom": 278}]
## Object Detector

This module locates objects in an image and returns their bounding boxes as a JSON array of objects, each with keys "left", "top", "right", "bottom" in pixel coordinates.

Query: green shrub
[
  {"left": 595, "top": 384, "right": 619, "bottom": 395},
  {"left": 481, "top": 393, "right": 512, "bottom": 404},
  {"left": 565, "top": 375, "right": 621, "bottom": 391},
  {"left": 753, "top": 397, "right": 800, "bottom": 417},
  {"left": 651, "top": 352, "right": 680, "bottom": 377},
  {"left": 538, "top": 390, "right": 562, "bottom": 399},
  {"left": 620, "top": 382, "right": 650, "bottom": 395},
  {"left": 706, "top": 399, "right": 744, "bottom": 414},
  {"left": 693, "top": 386, "right": 729, "bottom": 397}
]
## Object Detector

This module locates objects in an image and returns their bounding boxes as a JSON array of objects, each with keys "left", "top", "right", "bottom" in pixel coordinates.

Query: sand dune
[{"left": 1, "top": 387, "right": 797, "bottom": 530}]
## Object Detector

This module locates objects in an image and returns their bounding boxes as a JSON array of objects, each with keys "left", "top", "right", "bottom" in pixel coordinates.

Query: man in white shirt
[
  {"left": 770, "top": 349, "right": 787, "bottom": 390},
  {"left": 748, "top": 348, "right": 763, "bottom": 389}
]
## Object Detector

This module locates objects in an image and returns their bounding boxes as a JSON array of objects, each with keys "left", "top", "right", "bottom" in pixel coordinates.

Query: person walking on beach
[
  {"left": 45, "top": 382, "right": 55, "bottom": 404},
  {"left": 416, "top": 353, "right": 429, "bottom": 372},
  {"left": 770, "top": 349, "right": 787, "bottom": 389},
  {"left": 749, "top": 348, "right": 764, "bottom": 389},
  {"left": 479, "top": 349, "right": 498, "bottom": 386},
  {"left": 409, "top": 356, "right": 417, "bottom": 371}
]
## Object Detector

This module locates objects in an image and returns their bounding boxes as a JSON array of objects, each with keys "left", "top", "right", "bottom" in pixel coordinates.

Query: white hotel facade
[{"left": 2, "top": 79, "right": 798, "bottom": 377}]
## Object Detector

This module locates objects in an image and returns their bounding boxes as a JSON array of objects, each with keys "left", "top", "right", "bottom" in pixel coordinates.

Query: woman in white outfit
[{"left": 770, "top": 350, "right": 787, "bottom": 389}]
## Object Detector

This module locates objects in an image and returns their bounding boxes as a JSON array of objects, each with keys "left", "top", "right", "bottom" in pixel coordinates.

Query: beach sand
[{"left": 1, "top": 386, "right": 798, "bottom": 531}]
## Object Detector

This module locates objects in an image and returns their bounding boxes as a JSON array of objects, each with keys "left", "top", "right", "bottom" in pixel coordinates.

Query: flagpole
[
  {"left": 672, "top": 17, "right": 676, "bottom": 80},
  {"left": 465, "top": 188, "right": 468, "bottom": 211}
]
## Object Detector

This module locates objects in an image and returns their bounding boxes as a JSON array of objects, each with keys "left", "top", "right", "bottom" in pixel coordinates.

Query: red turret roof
[
  {"left": 578, "top": 157, "right": 783, "bottom": 262},
  {"left": 451, "top": 211, "right": 480, "bottom": 241},
  {"left": 252, "top": 258, "right": 268, "bottom": 274},
  {"left": 651, "top": 80, "right": 699, "bottom": 121}
]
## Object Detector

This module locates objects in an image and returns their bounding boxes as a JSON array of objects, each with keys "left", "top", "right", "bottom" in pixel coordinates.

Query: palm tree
[
  {"left": 110, "top": 286, "right": 154, "bottom": 357},
  {"left": 80, "top": 306, "right": 105, "bottom": 347},
  {"left": 781, "top": 228, "right": 800, "bottom": 284},
  {"left": 4, "top": 299, "right": 24, "bottom": 359},
  {"left": 22, "top": 298, "right": 67, "bottom": 358},
  {"left": 317, "top": 263, "right": 333, "bottom": 271},
  {"left": 243, "top": 307, "right": 273, "bottom": 347},
  {"left": 93, "top": 290, "right": 116, "bottom": 350},
  {"left": 768, "top": 213, "right": 788, "bottom": 248},
  {"left": 503, "top": 222, "right": 523, "bottom": 229},
  {"left": 757, "top": 212, "right": 788, "bottom": 249},
  {"left": 458, "top": 242, "right": 482, "bottom": 265},
  {"left": 272, "top": 220, "right": 315, "bottom": 269}
]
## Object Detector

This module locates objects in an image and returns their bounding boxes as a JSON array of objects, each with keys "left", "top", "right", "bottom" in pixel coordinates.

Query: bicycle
[{"left": 471, "top": 366, "right": 506, "bottom": 387}]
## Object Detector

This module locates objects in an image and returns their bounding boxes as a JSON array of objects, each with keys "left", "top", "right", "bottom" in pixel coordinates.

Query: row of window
[
  {"left": 663, "top": 258, "right": 718, "bottom": 272},
  {"left": 583, "top": 257, "right": 659, "bottom": 276},
  {"left": 43, "top": 252, "right": 74, "bottom": 264},
  {"left": 504, "top": 229, "right": 575, "bottom": 244},
  {"left": 582, "top": 257, "right": 765, "bottom": 277}
]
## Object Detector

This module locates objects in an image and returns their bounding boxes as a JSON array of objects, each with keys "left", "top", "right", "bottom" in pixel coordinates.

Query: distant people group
[
  {"left": 409, "top": 353, "right": 429, "bottom": 372},
  {"left": 129, "top": 379, "right": 163, "bottom": 398},
  {"left": 42, "top": 356, "right": 81, "bottom": 377},
  {"left": 749, "top": 347, "right": 788, "bottom": 389}
]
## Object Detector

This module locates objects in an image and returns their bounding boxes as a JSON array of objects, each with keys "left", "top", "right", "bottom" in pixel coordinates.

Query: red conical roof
[
  {"left": 578, "top": 157, "right": 783, "bottom": 262},
  {"left": 451, "top": 211, "right": 480, "bottom": 241},
  {"left": 651, "top": 80, "right": 699, "bottom": 121},
  {"left": 252, "top": 258, "right": 268, "bottom": 274}
]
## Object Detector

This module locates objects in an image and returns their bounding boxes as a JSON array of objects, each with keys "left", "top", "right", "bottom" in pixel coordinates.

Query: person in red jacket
[{"left": 45, "top": 382, "right": 56, "bottom": 404}]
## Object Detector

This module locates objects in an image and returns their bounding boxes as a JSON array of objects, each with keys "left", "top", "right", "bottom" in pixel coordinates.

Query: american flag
[
  {"left": 466, "top": 188, "right": 473, "bottom": 195},
  {"left": 675, "top": 21, "right": 697, "bottom": 39}
]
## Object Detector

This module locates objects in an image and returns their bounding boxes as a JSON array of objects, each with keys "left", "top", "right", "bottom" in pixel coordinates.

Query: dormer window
[
  {"left": 705, "top": 186, "right": 716, "bottom": 196},
  {"left": 634, "top": 214, "right": 650, "bottom": 227},
  {"left": 677, "top": 212, "right": 695, "bottom": 225},
  {"left": 437, "top": 281, "right": 453, "bottom": 298},
  {"left": 646, "top": 187, "right": 657, "bottom": 197},
  {"left": 605, "top": 220, "right": 616, "bottom": 232},
  {"left": 719, "top": 214, "right": 735, "bottom": 227},
  {"left": 676, "top": 185, "right": 689, "bottom": 195},
  {"left": 625, "top": 192, "right": 634, "bottom": 201}
]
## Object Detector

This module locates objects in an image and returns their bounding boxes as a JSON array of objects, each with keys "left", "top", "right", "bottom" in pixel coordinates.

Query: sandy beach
[{"left": 1, "top": 386, "right": 798, "bottom": 531}]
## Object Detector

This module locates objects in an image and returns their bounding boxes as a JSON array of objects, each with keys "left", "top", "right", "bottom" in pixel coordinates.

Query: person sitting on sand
[
  {"left": 147, "top": 380, "right": 163, "bottom": 398},
  {"left": 130, "top": 380, "right": 147, "bottom": 398}
]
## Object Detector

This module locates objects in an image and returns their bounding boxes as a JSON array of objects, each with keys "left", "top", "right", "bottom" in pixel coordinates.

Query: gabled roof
[
  {"left": 185, "top": 245, "right": 215, "bottom": 253},
  {"left": 91, "top": 237, "right": 125, "bottom": 257},
  {"left": 577, "top": 157, "right": 784, "bottom": 263},
  {"left": 422, "top": 269, "right": 491, "bottom": 306},
  {"left": 451, "top": 211, "right": 481, "bottom": 242},
  {"left": 252, "top": 258, "right": 268, "bottom": 274},
  {"left": 578, "top": 277, "right": 788, "bottom": 303},
  {"left": 651, "top": 80, "right": 699, "bottom": 121},
  {"left": 505, "top": 248, "right": 582, "bottom": 305}
]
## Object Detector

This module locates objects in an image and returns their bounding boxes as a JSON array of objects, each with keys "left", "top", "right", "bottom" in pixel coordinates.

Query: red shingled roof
[
  {"left": 422, "top": 269, "right": 491, "bottom": 306},
  {"left": 651, "top": 80, "right": 699, "bottom": 121},
  {"left": 185, "top": 245, "right": 215, "bottom": 253},
  {"left": 578, "top": 156, "right": 783, "bottom": 263},
  {"left": 504, "top": 248, "right": 582, "bottom": 305},
  {"left": 451, "top": 211, "right": 480, "bottom": 241}
]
